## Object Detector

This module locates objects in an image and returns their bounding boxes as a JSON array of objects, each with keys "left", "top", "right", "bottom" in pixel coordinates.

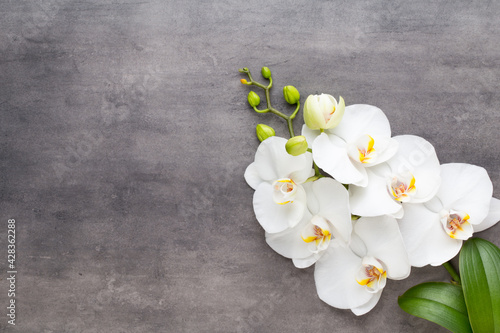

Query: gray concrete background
[{"left": 1, "top": 0, "right": 499, "bottom": 332}]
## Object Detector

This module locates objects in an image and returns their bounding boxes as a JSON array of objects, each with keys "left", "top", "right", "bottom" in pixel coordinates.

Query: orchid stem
[
  {"left": 286, "top": 118, "right": 295, "bottom": 137},
  {"left": 240, "top": 67, "right": 297, "bottom": 138},
  {"left": 443, "top": 261, "right": 461, "bottom": 284},
  {"left": 314, "top": 161, "right": 323, "bottom": 178}
]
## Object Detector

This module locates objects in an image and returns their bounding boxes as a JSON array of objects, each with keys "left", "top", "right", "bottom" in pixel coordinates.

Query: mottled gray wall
[{"left": 0, "top": 0, "right": 499, "bottom": 332}]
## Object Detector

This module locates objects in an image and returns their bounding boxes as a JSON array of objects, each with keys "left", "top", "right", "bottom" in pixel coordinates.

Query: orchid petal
[
  {"left": 293, "top": 255, "right": 321, "bottom": 268},
  {"left": 424, "top": 195, "right": 444, "bottom": 213},
  {"left": 437, "top": 163, "right": 492, "bottom": 225},
  {"left": 308, "top": 178, "right": 352, "bottom": 244},
  {"left": 398, "top": 203, "right": 462, "bottom": 267},
  {"left": 254, "top": 136, "right": 313, "bottom": 184},
  {"left": 303, "top": 181, "right": 319, "bottom": 215},
  {"left": 392, "top": 207, "right": 405, "bottom": 219},
  {"left": 304, "top": 94, "right": 328, "bottom": 129},
  {"left": 313, "top": 133, "right": 367, "bottom": 186},
  {"left": 354, "top": 216, "right": 410, "bottom": 279},
  {"left": 329, "top": 104, "right": 392, "bottom": 143},
  {"left": 244, "top": 162, "right": 263, "bottom": 190},
  {"left": 288, "top": 153, "right": 314, "bottom": 184},
  {"left": 301, "top": 124, "right": 321, "bottom": 148},
  {"left": 345, "top": 135, "right": 398, "bottom": 167},
  {"left": 325, "top": 95, "right": 345, "bottom": 129},
  {"left": 367, "top": 136, "right": 399, "bottom": 166},
  {"left": 315, "top": 246, "right": 373, "bottom": 310},
  {"left": 474, "top": 197, "right": 500, "bottom": 233},
  {"left": 349, "top": 168, "right": 402, "bottom": 217},
  {"left": 351, "top": 290, "right": 383, "bottom": 316},
  {"left": 387, "top": 135, "right": 441, "bottom": 203},
  {"left": 253, "top": 182, "right": 306, "bottom": 233},
  {"left": 265, "top": 210, "right": 314, "bottom": 260},
  {"left": 349, "top": 232, "right": 368, "bottom": 258}
]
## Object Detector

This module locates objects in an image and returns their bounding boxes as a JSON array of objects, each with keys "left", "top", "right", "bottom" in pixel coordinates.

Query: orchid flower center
[
  {"left": 347, "top": 135, "right": 377, "bottom": 164},
  {"left": 440, "top": 209, "right": 473, "bottom": 240},
  {"left": 272, "top": 178, "right": 297, "bottom": 205},
  {"left": 301, "top": 215, "right": 332, "bottom": 253},
  {"left": 356, "top": 257, "right": 387, "bottom": 293},
  {"left": 387, "top": 173, "right": 416, "bottom": 202}
]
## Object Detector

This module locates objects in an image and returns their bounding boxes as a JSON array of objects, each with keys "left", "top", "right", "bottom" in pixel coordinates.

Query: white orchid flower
[
  {"left": 314, "top": 215, "right": 410, "bottom": 315},
  {"left": 302, "top": 104, "right": 399, "bottom": 186},
  {"left": 244, "top": 136, "right": 314, "bottom": 233},
  {"left": 398, "top": 163, "right": 500, "bottom": 267},
  {"left": 303, "top": 94, "right": 345, "bottom": 130},
  {"left": 265, "top": 178, "right": 352, "bottom": 268},
  {"left": 349, "top": 135, "right": 441, "bottom": 218}
]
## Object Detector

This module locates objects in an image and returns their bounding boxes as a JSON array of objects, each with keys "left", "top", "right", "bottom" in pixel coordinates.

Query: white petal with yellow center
[
  {"left": 346, "top": 134, "right": 377, "bottom": 164},
  {"left": 398, "top": 163, "right": 496, "bottom": 267},
  {"left": 387, "top": 172, "right": 416, "bottom": 203},
  {"left": 312, "top": 133, "right": 367, "bottom": 186},
  {"left": 304, "top": 178, "right": 352, "bottom": 245},
  {"left": 265, "top": 178, "right": 352, "bottom": 269},
  {"left": 315, "top": 215, "right": 410, "bottom": 315},
  {"left": 437, "top": 163, "right": 492, "bottom": 225},
  {"left": 315, "top": 246, "right": 373, "bottom": 310},
  {"left": 272, "top": 178, "right": 297, "bottom": 205},
  {"left": 440, "top": 209, "right": 473, "bottom": 240},
  {"left": 354, "top": 216, "right": 410, "bottom": 279},
  {"left": 386, "top": 135, "right": 441, "bottom": 203},
  {"left": 253, "top": 182, "right": 307, "bottom": 233},
  {"left": 310, "top": 104, "right": 398, "bottom": 187},
  {"left": 355, "top": 256, "right": 387, "bottom": 293},
  {"left": 300, "top": 215, "right": 332, "bottom": 254},
  {"left": 398, "top": 203, "right": 462, "bottom": 267},
  {"left": 349, "top": 167, "right": 403, "bottom": 217}
]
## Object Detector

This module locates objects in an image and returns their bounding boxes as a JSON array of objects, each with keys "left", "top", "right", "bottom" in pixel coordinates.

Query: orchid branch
[{"left": 239, "top": 67, "right": 299, "bottom": 138}]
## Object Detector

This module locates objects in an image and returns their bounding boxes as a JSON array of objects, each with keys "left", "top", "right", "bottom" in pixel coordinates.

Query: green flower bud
[
  {"left": 261, "top": 66, "right": 271, "bottom": 79},
  {"left": 255, "top": 124, "right": 276, "bottom": 142},
  {"left": 285, "top": 136, "right": 308, "bottom": 156},
  {"left": 247, "top": 91, "right": 261, "bottom": 108},
  {"left": 283, "top": 85, "right": 300, "bottom": 104}
]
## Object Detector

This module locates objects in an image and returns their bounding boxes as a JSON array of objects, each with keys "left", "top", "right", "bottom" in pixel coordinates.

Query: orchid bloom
[
  {"left": 397, "top": 163, "right": 500, "bottom": 267},
  {"left": 244, "top": 136, "right": 314, "bottom": 233},
  {"left": 314, "top": 215, "right": 410, "bottom": 315},
  {"left": 265, "top": 178, "right": 352, "bottom": 268},
  {"left": 349, "top": 135, "right": 441, "bottom": 218},
  {"left": 303, "top": 104, "right": 399, "bottom": 186}
]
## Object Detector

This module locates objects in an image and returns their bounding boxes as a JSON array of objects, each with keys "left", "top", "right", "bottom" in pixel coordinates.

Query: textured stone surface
[{"left": 1, "top": 0, "right": 499, "bottom": 332}]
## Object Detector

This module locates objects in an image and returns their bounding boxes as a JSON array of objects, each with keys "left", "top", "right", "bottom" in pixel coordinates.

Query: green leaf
[
  {"left": 459, "top": 238, "right": 500, "bottom": 333},
  {"left": 398, "top": 282, "right": 472, "bottom": 333}
]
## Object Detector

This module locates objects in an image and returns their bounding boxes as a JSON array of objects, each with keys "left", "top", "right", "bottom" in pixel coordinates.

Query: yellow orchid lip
[
  {"left": 272, "top": 178, "right": 297, "bottom": 205},
  {"left": 356, "top": 262, "right": 387, "bottom": 290},
  {"left": 441, "top": 210, "right": 472, "bottom": 240},
  {"left": 358, "top": 135, "right": 375, "bottom": 163},
  {"left": 347, "top": 134, "right": 378, "bottom": 165},
  {"left": 388, "top": 173, "right": 416, "bottom": 202},
  {"left": 301, "top": 225, "right": 331, "bottom": 244},
  {"left": 300, "top": 216, "right": 333, "bottom": 253}
]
